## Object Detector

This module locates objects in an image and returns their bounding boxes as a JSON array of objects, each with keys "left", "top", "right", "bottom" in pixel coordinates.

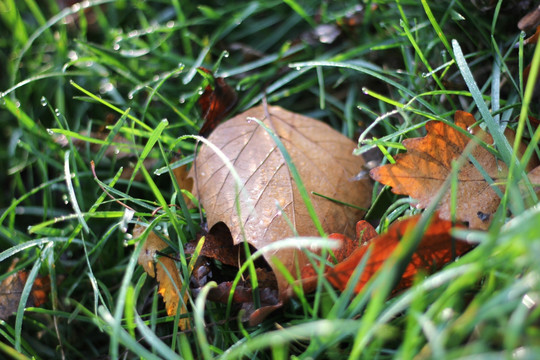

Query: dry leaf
[
  {"left": 0, "top": 260, "right": 51, "bottom": 320},
  {"left": 185, "top": 222, "right": 243, "bottom": 268},
  {"left": 528, "top": 165, "right": 540, "bottom": 196},
  {"left": 371, "top": 111, "right": 515, "bottom": 229},
  {"left": 524, "top": 25, "right": 540, "bottom": 45},
  {"left": 300, "top": 220, "right": 378, "bottom": 290},
  {"left": 518, "top": 5, "right": 540, "bottom": 32},
  {"left": 197, "top": 67, "right": 238, "bottom": 137},
  {"left": 135, "top": 225, "right": 189, "bottom": 329},
  {"left": 190, "top": 104, "right": 372, "bottom": 300},
  {"left": 326, "top": 213, "right": 471, "bottom": 294}
]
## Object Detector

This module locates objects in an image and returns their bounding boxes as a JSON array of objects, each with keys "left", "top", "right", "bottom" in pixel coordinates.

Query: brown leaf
[
  {"left": 0, "top": 261, "right": 51, "bottom": 320},
  {"left": 185, "top": 222, "right": 240, "bottom": 268},
  {"left": 518, "top": 6, "right": 540, "bottom": 32},
  {"left": 370, "top": 111, "right": 511, "bottom": 229},
  {"left": 190, "top": 104, "right": 373, "bottom": 300},
  {"left": 326, "top": 213, "right": 471, "bottom": 294},
  {"left": 197, "top": 67, "right": 238, "bottom": 137},
  {"left": 135, "top": 225, "right": 189, "bottom": 329},
  {"left": 528, "top": 165, "right": 540, "bottom": 196},
  {"left": 171, "top": 154, "right": 194, "bottom": 207},
  {"left": 524, "top": 25, "right": 540, "bottom": 45}
]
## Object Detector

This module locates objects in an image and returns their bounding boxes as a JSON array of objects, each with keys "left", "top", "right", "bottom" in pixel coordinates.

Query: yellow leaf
[{"left": 135, "top": 225, "right": 189, "bottom": 329}]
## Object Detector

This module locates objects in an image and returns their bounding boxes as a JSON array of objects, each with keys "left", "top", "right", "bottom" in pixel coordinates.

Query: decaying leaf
[
  {"left": 197, "top": 67, "right": 238, "bottom": 137},
  {"left": 529, "top": 165, "right": 540, "bottom": 195},
  {"left": 518, "top": 5, "right": 540, "bottom": 32},
  {"left": 135, "top": 225, "right": 189, "bottom": 329},
  {"left": 0, "top": 260, "right": 51, "bottom": 320},
  {"left": 326, "top": 213, "right": 471, "bottom": 294},
  {"left": 300, "top": 220, "right": 378, "bottom": 294},
  {"left": 190, "top": 104, "right": 373, "bottom": 300},
  {"left": 185, "top": 222, "right": 281, "bottom": 325},
  {"left": 370, "top": 111, "right": 529, "bottom": 229}
]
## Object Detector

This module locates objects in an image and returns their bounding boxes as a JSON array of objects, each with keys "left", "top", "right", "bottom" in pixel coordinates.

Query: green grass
[{"left": 1, "top": 0, "right": 540, "bottom": 359}]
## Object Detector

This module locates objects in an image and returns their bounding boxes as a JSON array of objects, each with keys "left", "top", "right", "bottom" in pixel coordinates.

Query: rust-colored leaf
[
  {"left": 197, "top": 67, "right": 238, "bottom": 137},
  {"left": 371, "top": 111, "right": 511, "bottom": 229},
  {"left": 0, "top": 261, "right": 51, "bottom": 320},
  {"left": 171, "top": 154, "right": 194, "bottom": 207},
  {"left": 135, "top": 226, "right": 189, "bottom": 329},
  {"left": 518, "top": 6, "right": 540, "bottom": 32},
  {"left": 524, "top": 25, "right": 540, "bottom": 45},
  {"left": 326, "top": 214, "right": 471, "bottom": 294},
  {"left": 190, "top": 104, "right": 373, "bottom": 301}
]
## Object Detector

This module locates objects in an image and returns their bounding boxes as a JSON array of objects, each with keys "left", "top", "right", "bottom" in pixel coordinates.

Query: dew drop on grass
[
  {"left": 46, "top": 129, "right": 54, "bottom": 135},
  {"left": 0, "top": 92, "right": 5, "bottom": 105},
  {"left": 113, "top": 43, "right": 120, "bottom": 51},
  {"left": 70, "top": 3, "right": 81, "bottom": 12},
  {"left": 166, "top": 21, "right": 175, "bottom": 28},
  {"left": 99, "top": 81, "right": 114, "bottom": 94},
  {"left": 62, "top": 194, "right": 69, "bottom": 205},
  {"left": 68, "top": 50, "right": 78, "bottom": 61},
  {"left": 223, "top": 50, "right": 229, "bottom": 58},
  {"left": 362, "top": 87, "right": 369, "bottom": 95}
]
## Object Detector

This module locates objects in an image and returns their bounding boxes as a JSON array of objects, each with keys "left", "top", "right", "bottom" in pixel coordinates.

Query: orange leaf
[
  {"left": 135, "top": 226, "right": 189, "bottom": 329},
  {"left": 370, "top": 111, "right": 508, "bottom": 229},
  {"left": 0, "top": 261, "right": 51, "bottom": 320},
  {"left": 524, "top": 25, "right": 540, "bottom": 45},
  {"left": 300, "top": 220, "right": 379, "bottom": 294},
  {"left": 326, "top": 214, "right": 471, "bottom": 294},
  {"left": 197, "top": 67, "right": 237, "bottom": 137}
]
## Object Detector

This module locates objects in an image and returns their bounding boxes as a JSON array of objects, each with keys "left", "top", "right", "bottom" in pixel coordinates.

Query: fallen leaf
[
  {"left": 0, "top": 260, "right": 51, "bottom": 320},
  {"left": 326, "top": 213, "right": 471, "bottom": 294},
  {"left": 370, "top": 111, "right": 522, "bottom": 229},
  {"left": 190, "top": 104, "right": 373, "bottom": 300},
  {"left": 185, "top": 223, "right": 281, "bottom": 325},
  {"left": 135, "top": 225, "right": 189, "bottom": 329},
  {"left": 185, "top": 222, "right": 245, "bottom": 268},
  {"left": 197, "top": 67, "right": 238, "bottom": 137},
  {"left": 171, "top": 154, "right": 194, "bottom": 206},
  {"left": 528, "top": 165, "right": 540, "bottom": 196},
  {"left": 300, "top": 220, "right": 378, "bottom": 289},
  {"left": 524, "top": 25, "right": 540, "bottom": 45},
  {"left": 518, "top": 5, "right": 540, "bottom": 32}
]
